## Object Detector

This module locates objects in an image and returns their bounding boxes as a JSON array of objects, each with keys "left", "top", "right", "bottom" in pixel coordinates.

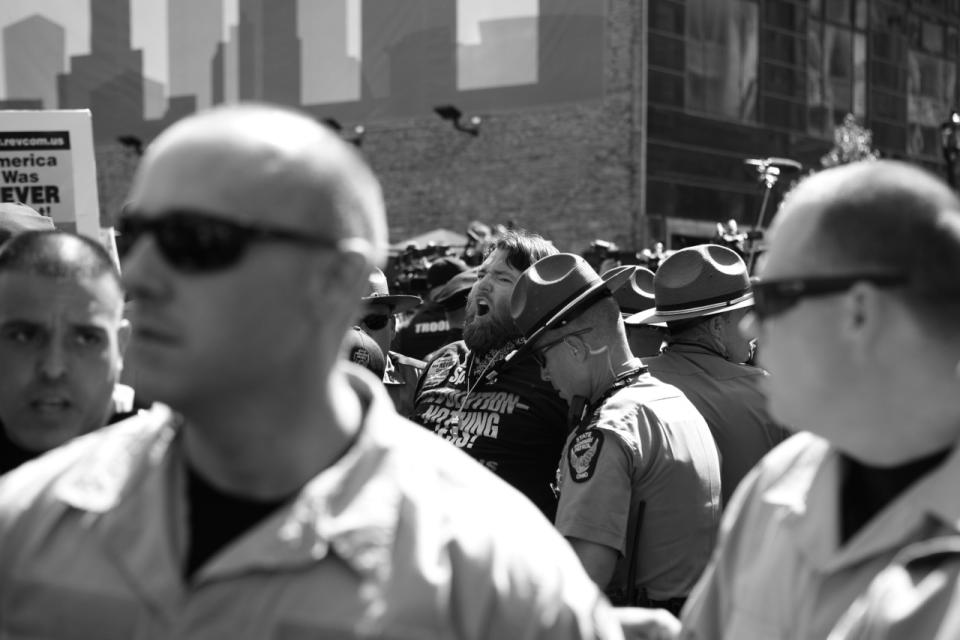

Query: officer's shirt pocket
[{"left": 4, "top": 579, "right": 138, "bottom": 640}]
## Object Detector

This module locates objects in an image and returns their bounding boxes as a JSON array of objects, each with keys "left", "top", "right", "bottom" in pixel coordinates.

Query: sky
[{"left": 0, "top": 0, "right": 536, "bottom": 101}]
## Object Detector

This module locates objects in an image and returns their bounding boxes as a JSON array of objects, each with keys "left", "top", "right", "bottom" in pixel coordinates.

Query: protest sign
[{"left": 0, "top": 110, "right": 100, "bottom": 240}]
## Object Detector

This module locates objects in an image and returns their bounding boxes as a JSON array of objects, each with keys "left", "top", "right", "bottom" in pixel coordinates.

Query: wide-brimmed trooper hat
[
  {"left": 626, "top": 244, "right": 753, "bottom": 325},
  {"left": 602, "top": 265, "right": 658, "bottom": 317},
  {"left": 361, "top": 268, "right": 422, "bottom": 313},
  {"left": 510, "top": 253, "right": 633, "bottom": 349}
]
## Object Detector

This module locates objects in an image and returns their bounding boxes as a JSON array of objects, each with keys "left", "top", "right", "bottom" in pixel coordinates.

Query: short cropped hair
[
  {"left": 548, "top": 295, "right": 624, "bottom": 348},
  {"left": 488, "top": 229, "right": 557, "bottom": 273},
  {"left": 0, "top": 230, "right": 122, "bottom": 292},
  {"left": 796, "top": 161, "right": 960, "bottom": 336}
]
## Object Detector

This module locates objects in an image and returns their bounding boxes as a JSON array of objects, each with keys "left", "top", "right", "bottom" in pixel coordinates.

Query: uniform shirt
[
  {"left": 681, "top": 432, "right": 960, "bottom": 640},
  {"left": 644, "top": 343, "right": 789, "bottom": 505},
  {"left": 827, "top": 536, "right": 960, "bottom": 640},
  {"left": 556, "top": 364, "right": 722, "bottom": 601},
  {"left": 383, "top": 350, "right": 424, "bottom": 419},
  {"left": 0, "top": 367, "right": 624, "bottom": 640},
  {"left": 412, "top": 342, "right": 568, "bottom": 520}
]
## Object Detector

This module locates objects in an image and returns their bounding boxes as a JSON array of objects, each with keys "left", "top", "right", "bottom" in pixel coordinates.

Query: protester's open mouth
[{"left": 476, "top": 301, "right": 490, "bottom": 316}]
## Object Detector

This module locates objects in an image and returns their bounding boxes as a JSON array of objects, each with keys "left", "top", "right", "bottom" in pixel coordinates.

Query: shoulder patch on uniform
[
  {"left": 419, "top": 352, "right": 458, "bottom": 391},
  {"left": 568, "top": 429, "right": 603, "bottom": 483}
]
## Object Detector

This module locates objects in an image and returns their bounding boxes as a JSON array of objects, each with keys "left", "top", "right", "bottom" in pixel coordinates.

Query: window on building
[
  {"left": 685, "top": 0, "right": 758, "bottom": 122},
  {"left": 456, "top": 0, "right": 538, "bottom": 90},
  {"left": 807, "top": 0, "right": 867, "bottom": 137},
  {"left": 907, "top": 36, "right": 957, "bottom": 157}
]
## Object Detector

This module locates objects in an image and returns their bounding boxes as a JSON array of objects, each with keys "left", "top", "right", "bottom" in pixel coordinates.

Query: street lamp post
[{"left": 940, "top": 110, "right": 960, "bottom": 187}]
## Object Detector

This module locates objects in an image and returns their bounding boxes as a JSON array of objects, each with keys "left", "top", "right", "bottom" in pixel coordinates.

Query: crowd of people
[{"left": 0, "top": 102, "right": 959, "bottom": 639}]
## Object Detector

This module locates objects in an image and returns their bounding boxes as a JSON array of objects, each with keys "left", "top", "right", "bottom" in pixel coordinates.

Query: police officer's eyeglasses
[
  {"left": 117, "top": 208, "right": 342, "bottom": 273},
  {"left": 530, "top": 327, "right": 593, "bottom": 368},
  {"left": 751, "top": 272, "right": 908, "bottom": 321},
  {"left": 360, "top": 314, "right": 392, "bottom": 331}
]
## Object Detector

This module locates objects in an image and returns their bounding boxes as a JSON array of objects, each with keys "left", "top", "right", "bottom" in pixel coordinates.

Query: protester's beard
[{"left": 462, "top": 297, "right": 519, "bottom": 354}]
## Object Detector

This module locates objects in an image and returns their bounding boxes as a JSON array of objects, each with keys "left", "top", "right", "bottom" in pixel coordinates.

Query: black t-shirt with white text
[{"left": 411, "top": 343, "right": 568, "bottom": 520}]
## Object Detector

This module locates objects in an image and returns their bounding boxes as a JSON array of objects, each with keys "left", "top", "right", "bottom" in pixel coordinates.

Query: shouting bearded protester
[{"left": 410, "top": 230, "right": 568, "bottom": 519}]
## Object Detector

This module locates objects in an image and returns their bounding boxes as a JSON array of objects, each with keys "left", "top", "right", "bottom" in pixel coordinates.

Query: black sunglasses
[
  {"left": 360, "top": 314, "right": 392, "bottom": 331},
  {"left": 751, "top": 273, "right": 908, "bottom": 320},
  {"left": 117, "top": 208, "right": 342, "bottom": 273},
  {"left": 530, "top": 327, "right": 593, "bottom": 368}
]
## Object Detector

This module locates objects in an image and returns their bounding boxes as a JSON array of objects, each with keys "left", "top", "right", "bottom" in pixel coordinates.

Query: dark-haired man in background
[{"left": 0, "top": 230, "right": 133, "bottom": 474}]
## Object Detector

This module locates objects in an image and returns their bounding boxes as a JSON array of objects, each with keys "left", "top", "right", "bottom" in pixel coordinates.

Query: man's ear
[
  {"left": 841, "top": 282, "right": 881, "bottom": 361},
  {"left": 568, "top": 335, "right": 589, "bottom": 362},
  {"left": 709, "top": 314, "right": 726, "bottom": 339}
]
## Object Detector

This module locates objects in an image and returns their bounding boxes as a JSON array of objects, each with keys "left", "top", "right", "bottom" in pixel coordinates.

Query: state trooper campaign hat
[
  {"left": 625, "top": 244, "right": 754, "bottom": 326},
  {"left": 361, "top": 268, "right": 422, "bottom": 314},
  {"left": 602, "top": 264, "right": 658, "bottom": 317},
  {"left": 510, "top": 253, "right": 633, "bottom": 350}
]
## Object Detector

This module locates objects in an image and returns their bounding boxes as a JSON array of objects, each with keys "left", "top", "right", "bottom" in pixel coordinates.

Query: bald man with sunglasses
[
  {"left": 668, "top": 160, "right": 960, "bottom": 639},
  {"left": 0, "top": 105, "right": 624, "bottom": 639}
]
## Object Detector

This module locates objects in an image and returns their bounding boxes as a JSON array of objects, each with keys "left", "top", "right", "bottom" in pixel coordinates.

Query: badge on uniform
[
  {"left": 568, "top": 429, "right": 603, "bottom": 483},
  {"left": 419, "top": 353, "right": 457, "bottom": 391}
]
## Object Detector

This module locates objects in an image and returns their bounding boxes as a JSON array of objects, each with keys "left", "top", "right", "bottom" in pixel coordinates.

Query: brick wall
[{"left": 365, "top": 0, "right": 642, "bottom": 254}]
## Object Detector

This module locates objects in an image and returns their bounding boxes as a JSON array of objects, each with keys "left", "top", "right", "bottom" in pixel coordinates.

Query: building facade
[{"left": 1, "top": 0, "right": 957, "bottom": 252}]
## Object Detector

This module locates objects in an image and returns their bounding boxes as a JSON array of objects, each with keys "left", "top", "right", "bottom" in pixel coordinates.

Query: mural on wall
[{"left": 0, "top": 0, "right": 605, "bottom": 142}]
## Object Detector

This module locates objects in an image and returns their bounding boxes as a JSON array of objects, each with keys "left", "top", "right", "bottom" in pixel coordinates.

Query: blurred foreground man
[
  {"left": 0, "top": 231, "right": 133, "bottom": 474},
  {"left": 511, "top": 253, "right": 721, "bottom": 615},
  {"left": 0, "top": 105, "right": 623, "bottom": 639},
  {"left": 679, "top": 160, "right": 960, "bottom": 639}
]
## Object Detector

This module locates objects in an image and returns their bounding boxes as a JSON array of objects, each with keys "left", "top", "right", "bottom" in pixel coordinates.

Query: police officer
[
  {"left": 626, "top": 245, "right": 788, "bottom": 506},
  {"left": 510, "top": 253, "right": 721, "bottom": 615},
  {"left": 358, "top": 268, "right": 425, "bottom": 417}
]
